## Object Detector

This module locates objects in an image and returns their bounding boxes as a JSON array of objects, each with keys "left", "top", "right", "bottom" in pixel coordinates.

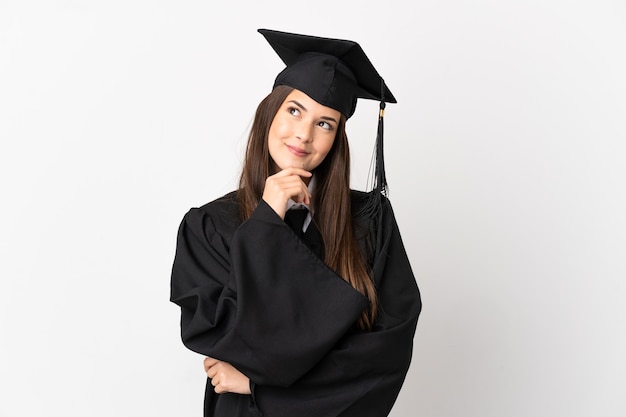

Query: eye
[
  {"left": 318, "top": 121, "right": 333, "bottom": 131},
  {"left": 288, "top": 107, "right": 301, "bottom": 117}
]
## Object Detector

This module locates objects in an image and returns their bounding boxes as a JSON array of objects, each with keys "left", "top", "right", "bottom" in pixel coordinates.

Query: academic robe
[{"left": 170, "top": 190, "right": 422, "bottom": 417}]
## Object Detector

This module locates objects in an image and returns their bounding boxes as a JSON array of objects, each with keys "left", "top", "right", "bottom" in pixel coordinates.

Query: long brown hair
[{"left": 238, "top": 85, "right": 378, "bottom": 330}]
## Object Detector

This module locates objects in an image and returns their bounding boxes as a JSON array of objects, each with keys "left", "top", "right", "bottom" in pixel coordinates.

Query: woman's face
[{"left": 268, "top": 89, "right": 341, "bottom": 173}]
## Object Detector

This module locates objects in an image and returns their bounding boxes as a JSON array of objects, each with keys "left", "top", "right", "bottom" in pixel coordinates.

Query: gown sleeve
[
  {"left": 251, "top": 197, "right": 422, "bottom": 417},
  {"left": 170, "top": 198, "right": 370, "bottom": 387}
]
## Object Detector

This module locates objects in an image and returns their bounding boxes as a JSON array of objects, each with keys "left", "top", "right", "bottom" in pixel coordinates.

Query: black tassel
[
  {"left": 358, "top": 80, "right": 388, "bottom": 220},
  {"left": 375, "top": 100, "right": 388, "bottom": 197}
]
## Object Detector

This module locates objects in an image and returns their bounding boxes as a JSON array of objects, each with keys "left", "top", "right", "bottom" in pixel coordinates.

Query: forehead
[{"left": 283, "top": 89, "right": 342, "bottom": 119}]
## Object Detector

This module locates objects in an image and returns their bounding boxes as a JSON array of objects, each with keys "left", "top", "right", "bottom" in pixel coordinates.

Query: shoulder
[
  {"left": 196, "top": 190, "right": 241, "bottom": 219},
  {"left": 180, "top": 191, "right": 243, "bottom": 243}
]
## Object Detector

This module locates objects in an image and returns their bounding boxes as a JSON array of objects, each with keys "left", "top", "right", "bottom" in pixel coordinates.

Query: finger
[
  {"left": 270, "top": 167, "right": 312, "bottom": 178},
  {"left": 290, "top": 190, "right": 310, "bottom": 205},
  {"left": 204, "top": 357, "right": 218, "bottom": 372},
  {"left": 211, "top": 376, "right": 227, "bottom": 394},
  {"left": 281, "top": 186, "right": 311, "bottom": 205},
  {"left": 278, "top": 167, "right": 312, "bottom": 177},
  {"left": 265, "top": 180, "right": 311, "bottom": 202},
  {"left": 270, "top": 175, "right": 311, "bottom": 192},
  {"left": 266, "top": 175, "right": 309, "bottom": 189}
]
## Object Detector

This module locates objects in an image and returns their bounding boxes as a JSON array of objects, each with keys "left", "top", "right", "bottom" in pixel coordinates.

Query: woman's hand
[
  {"left": 204, "top": 357, "right": 251, "bottom": 395},
  {"left": 262, "top": 167, "right": 312, "bottom": 219}
]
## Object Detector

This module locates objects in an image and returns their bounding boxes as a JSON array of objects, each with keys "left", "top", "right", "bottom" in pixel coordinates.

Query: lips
[{"left": 286, "top": 144, "right": 310, "bottom": 157}]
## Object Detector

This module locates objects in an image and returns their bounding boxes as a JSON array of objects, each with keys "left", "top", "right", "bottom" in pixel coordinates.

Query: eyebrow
[{"left": 288, "top": 100, "right": 339, "bottom": 125}]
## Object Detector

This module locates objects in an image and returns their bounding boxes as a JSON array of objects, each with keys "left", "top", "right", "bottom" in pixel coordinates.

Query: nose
[{"left": 296, "top": 123, "right": 314, "bottom": 143}]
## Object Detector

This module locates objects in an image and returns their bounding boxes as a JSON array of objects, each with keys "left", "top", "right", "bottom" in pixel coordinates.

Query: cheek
[
  {"left": 317, "top": 136, "right": 336, "bottom": 158},
  {"left": 269, "top": 118, "right": 291, "bottom": 139},
  {"left": 267, "top": 122, "right": 283, "bottom": 150},
  {"left": 268, "top": 121, "right": 288, "bottom": 161}
]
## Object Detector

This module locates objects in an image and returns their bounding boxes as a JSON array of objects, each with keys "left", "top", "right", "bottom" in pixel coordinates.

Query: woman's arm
[
  {"left": 170, "top": 198, "right": 369, "bottom": 387},
  {"left": 251, "top": 197, "right": 422, "bottom": 417}
]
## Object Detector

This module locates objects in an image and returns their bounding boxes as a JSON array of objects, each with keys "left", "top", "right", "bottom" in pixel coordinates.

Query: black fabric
[
  {"left": 170, "top": 190, "right": 421, "bottom": 417},
  {"left": 283, "top": 208, "right": 308, "bottom": 237},
  {"left": 258, "top": 28, "right": 396, "bottom": 118},
  {"left": 301, "top": 216, "right": 324, "bottom": 261}
]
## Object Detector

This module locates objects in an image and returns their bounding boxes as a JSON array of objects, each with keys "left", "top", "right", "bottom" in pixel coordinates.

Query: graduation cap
[{"left": 258, "top": 28, "right": 395, "bottom": 214}]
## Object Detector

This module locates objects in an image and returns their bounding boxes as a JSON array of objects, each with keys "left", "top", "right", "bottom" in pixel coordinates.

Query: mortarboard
[
  {"left": 258, "top": 28, "right": 396, "bottom": 118},
  {"left": 258, "top": 28, "right": 396, "bottom": 215}
]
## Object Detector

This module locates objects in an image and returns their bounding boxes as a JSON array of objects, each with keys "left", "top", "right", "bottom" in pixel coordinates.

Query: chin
[{"left": 279, "top": 159, "right": 308, "bottom": 170}]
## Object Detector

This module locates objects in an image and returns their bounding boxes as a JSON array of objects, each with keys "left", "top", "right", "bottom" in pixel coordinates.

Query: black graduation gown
[{"left": 170, "top": 190, "right": 422, "bottom": 417}]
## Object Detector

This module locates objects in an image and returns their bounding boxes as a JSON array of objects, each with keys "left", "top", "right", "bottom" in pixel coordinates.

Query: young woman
[{"left": 171, "top": 29, "right": 422, "bottom": 417}]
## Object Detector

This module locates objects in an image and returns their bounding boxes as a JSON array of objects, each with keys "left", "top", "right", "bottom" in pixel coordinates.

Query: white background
[{"left": 1, "top": 1, "right": 625, "bottom": 416}]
